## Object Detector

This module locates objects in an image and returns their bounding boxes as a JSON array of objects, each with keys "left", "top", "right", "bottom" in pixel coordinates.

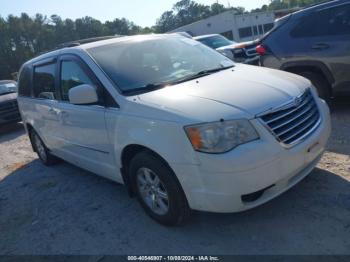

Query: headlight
[
  {"left": 0, "top": 83, "right": 17, "bottom": 94},
  {"left": 184, "top": 119, "right": 259, "bottom": 153}
]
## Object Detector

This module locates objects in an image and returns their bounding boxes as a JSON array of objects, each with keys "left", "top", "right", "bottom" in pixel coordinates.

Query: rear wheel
[
  {"left": 298, "top": 71, "right": 331, "bottom": 102},
  {"left": 30, "top": 130, "right": 59, "bottom": 166},
  {"left": 129, "top": 151, "right": 190, "bottom": 226}
]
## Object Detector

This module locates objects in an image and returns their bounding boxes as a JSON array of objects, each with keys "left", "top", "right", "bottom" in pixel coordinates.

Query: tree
[
  {"left": 267, "top": 0, "right": 329, "bottom": 10},
  {"left": 0, "top": 13, "right": 145, "bottom": 80},
  {"left": 155, "top": 0, "right": 238, "bottom": 33},
  {"left": 155, "top": 11, "right": 176, "bottom": 33},
  {"left": 211, "top": 2, "right": 227, "bottom": 15}
]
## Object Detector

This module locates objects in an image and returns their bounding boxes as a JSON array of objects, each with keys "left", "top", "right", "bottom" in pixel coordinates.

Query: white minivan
[{"left": 17, "top": 35, "right": 331, "bottom": 225}]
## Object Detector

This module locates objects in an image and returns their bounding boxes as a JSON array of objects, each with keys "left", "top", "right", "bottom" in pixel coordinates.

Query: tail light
[{"left": 256, "top": 45, "right": 266, "bottom": 56}]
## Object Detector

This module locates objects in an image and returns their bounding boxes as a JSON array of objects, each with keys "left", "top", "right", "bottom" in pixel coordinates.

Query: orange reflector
[{"left": 186, "top": 128, "right": 202, "bottom": 150}]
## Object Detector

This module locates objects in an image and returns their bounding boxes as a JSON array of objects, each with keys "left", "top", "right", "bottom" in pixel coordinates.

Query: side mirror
[{"left": 68, "top": 84, "right": 98, "bottom": 105}]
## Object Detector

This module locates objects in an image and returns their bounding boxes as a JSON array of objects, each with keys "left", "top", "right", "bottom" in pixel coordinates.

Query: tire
[
  {"left": 129, "top": 151, "right": 190, "bottom": 226},
  {"left": 298, "top": 71, "right": 331, "bottom": 102},
  {"left": 30, "top": 130, "right": 59, "bottom": 166}
]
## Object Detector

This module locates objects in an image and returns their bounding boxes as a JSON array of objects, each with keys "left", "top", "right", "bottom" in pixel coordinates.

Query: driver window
[{"left": 60, "top": 60, "right": 94, "bottom": 101}]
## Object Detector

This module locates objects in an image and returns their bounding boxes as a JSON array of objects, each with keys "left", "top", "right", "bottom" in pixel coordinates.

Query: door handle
[{"left": 312, "top": 43, "right": 330, "bottom": 50}]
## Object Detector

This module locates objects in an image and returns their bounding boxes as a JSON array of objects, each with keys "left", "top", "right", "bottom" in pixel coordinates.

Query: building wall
[
  {"left": 233, "top": 12, "right": 275, "bottom": 41},
  {"left": 171, "top": 11, "right": 275, "bottom": 42}
]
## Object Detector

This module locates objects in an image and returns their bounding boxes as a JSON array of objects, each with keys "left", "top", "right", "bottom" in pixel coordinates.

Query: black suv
[{"left": 258, "top": 0, "right": 350, "bottom": 101}]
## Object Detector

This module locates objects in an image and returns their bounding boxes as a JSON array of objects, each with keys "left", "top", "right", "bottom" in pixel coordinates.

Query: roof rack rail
[
  {"left": 36, "top": 35, "right": 124, "bottom": 57},
  {"left": 57, "top": 35, "right": 124, "bottom": 48}
]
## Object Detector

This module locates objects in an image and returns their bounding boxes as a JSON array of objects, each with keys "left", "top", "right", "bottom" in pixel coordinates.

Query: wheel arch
[
  {"left": 25, "top": 123, "right": 36, "bottom": 152},
  {"left": 120, "top": 144, "right": 183, "bottom": 197},
  {"left": 281, "top": 60, "right": 334, "bottom": 86},
  {"left": 121, "top": 144, "right": 164, "bottom": 170},
  {"left": 120, "top": 144, "right": 176, "bottom": 196}
]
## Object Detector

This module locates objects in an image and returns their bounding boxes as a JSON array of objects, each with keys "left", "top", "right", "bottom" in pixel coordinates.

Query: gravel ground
[{"left": 0, "top": 101, "right": 349, "bottom": 255}]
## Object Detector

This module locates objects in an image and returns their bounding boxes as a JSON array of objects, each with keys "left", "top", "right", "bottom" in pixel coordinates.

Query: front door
[{"left": 56, "top": 55, "right": 116, "bottom": 179}]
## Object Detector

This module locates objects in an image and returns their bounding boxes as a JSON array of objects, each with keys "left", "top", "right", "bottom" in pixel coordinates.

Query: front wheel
[{"left": 129, "top": 151, "right": 190, "bottom": 226}]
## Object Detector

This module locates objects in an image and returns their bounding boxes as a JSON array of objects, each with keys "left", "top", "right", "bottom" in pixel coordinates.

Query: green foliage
[
  {"left": 257, "top": 0, "right": 329, "bottom": 11},
  {"left": 154, "top": 0, "right": 246, "bottom": 33},
  {"left": 0, "top": 14, "right": 144, "bottom": 80}
]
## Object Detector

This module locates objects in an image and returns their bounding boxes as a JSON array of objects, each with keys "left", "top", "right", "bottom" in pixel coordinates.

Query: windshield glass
[
  {"left": 197, "top": 35, "right": 235, "bottom": 49},
  {"left": 88, "top": 36, "right": 234, "bottom": 94},
  {"left": 0, "top": 82, "right": 17, "bottom": 95}
]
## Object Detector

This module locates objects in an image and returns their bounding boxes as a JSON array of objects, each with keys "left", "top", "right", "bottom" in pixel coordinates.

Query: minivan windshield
[
  {"left": 196, "top": 35, "right": 236, "bottom": 49},
  {"left": 88, "top": 36, "right": 235, "bottom": 94},
  {"left": 0, "top": 82, "right": 17, "bottom": 95}
]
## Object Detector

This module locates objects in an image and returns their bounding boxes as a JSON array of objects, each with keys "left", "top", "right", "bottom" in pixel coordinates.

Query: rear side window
[
  {"left": 291, "top": 4, "right": 350, "bottom": 38},
  {"left": 33, "top": 63, "right": 56, "bottom": 100},
  {"left": 18, "top": 65, "right": 32, "bottom": 97},
  {"left": 330, "top": 4, "right": 350, "bottom": 35}
]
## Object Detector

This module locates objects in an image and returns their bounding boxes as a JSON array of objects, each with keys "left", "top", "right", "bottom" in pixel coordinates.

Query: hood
[
  {"left": 0, "top": 92, "right": 17, "bottom": 103},
  {"left": 137, "top": 64, "right": 311, "bottom": 122}
]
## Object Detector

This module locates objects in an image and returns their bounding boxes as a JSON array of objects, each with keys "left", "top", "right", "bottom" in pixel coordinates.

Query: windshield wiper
[
  {"left": 195, "top": 65, "right": 234, "bottom": 77},
  {"left": 171, "top": 65, "right": 235, "bottom": 85},
  {"left": 123, "top": 82, "right": 171, "bottom": 95}
]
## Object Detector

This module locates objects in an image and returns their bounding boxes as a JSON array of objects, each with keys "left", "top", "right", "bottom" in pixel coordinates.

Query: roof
[
  {"left": 79, "top": 34, "right": 177, "bottom": 49},
  {"left": 57, "top": 36, "right": 122, "bottom": 48},
  {"left": 285, "top": 0, "right": 344, "bottom": 19},
  {"left": 21, "top": 34, "right": 181, "bottom": 67}
]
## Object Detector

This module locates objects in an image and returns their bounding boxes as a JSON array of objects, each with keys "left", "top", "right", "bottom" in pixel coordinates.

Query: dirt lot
[{"left": 0, "top": 101, "right": 349, "bottom": 255}]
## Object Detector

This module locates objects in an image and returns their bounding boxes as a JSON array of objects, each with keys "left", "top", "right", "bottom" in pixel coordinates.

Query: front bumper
[{"left": 171, "top": 99, "right": 331, "bottom": 213}]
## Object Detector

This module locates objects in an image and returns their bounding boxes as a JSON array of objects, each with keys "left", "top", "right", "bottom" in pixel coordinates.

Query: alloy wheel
[{"left": 136, "top": 167, "right": 169, "bottom": 215}]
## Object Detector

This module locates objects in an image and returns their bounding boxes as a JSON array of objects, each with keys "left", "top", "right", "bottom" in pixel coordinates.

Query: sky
[{"left": 0, "top": 0, "right": 270, "bottom": 27}]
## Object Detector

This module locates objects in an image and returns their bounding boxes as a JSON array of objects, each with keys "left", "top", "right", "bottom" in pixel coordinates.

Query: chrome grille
[
  {"left": 260, "top": 90, "right": 320, "bottom": 146},
  {"left": 0, "top": 100, "right": 20, "bottom": 122}
]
